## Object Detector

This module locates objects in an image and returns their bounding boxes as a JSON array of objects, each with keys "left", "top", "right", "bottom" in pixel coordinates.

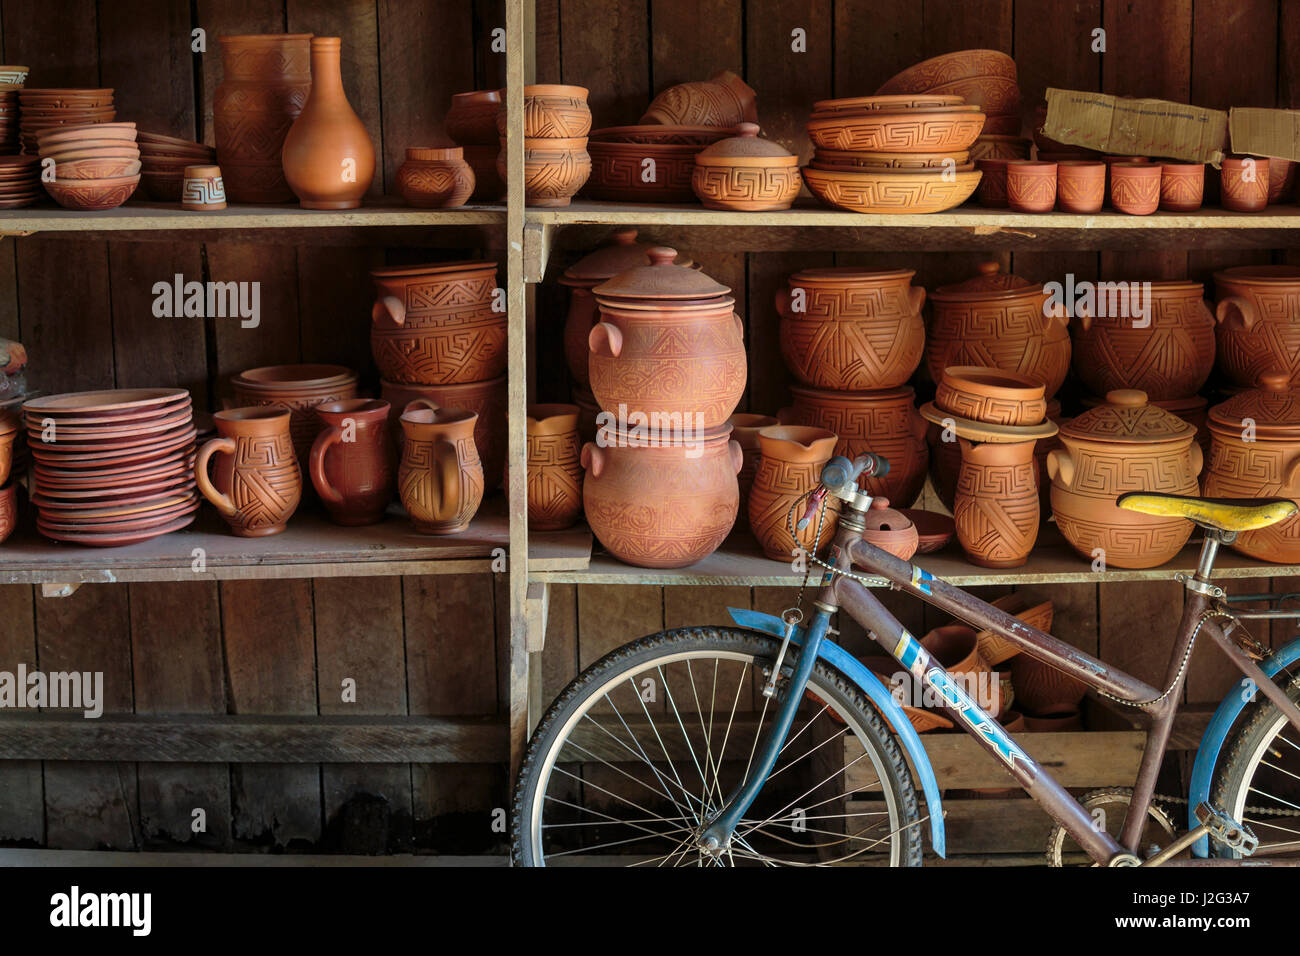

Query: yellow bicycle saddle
[{"left": 1117, "top": 492, "right": 1298, "bottom": 532}]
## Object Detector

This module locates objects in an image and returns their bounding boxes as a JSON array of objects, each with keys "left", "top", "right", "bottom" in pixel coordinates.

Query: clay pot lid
[
  {"left": 1208, "top": 372, "right": 1300, "bottom": 437},
  {"left": 593, "top": 246, "right": 730, "bottom": 300},
  {"left": 932, "top": 261, "right": 1038, "bottom": 300},
  {"left": 405, "top": 146, "right": 463, "bottom": 162},
  {"left": 695, "top": 123, "right": 796, "bottom": 162},
  {"left": 1060, "top": 389, "right": 1195, "bottom": 444},
  {"left": 1213, "top": 264, "right": 1300, "bottom": 285},
  {"left": 562, "top": 229, "right": 693, "bottom": 281}
]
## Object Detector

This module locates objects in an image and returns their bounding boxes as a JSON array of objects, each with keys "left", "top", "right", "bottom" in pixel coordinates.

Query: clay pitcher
[
  {"left": 309, "top": 398, "right": 394, "bottom": 526},
  {"left": 398, "top": 401, "right": 483, "bottom": 534},
  {"left": 196, "top": 407, "right": 302, "bottom": 537},
  {"left": 749, "top": 425, "right": 841, "bottom": 561},
  {"left": 281, "top": 36, "right": 376, "bottom": 209},
  {"left": 953, "top": 438, "right": 1038, "bottom": 568},
  {"left": 527, "top": 403, "right": 583, "bottom": 531}
]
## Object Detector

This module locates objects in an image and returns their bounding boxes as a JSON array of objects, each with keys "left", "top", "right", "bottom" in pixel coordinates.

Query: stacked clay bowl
[
  {"left": 18, "top": 88, "right": 115, "bottom": 155},
  {"left": 0, "top": 154, "right": 40, "bottom": 208},
  {"left": 37, "top": 122, "right": 140, "bottom": 210},
  {"left": 878, "top": 49, "right": 1021, "bottom": 133},
  {"left": 0, "top": 66, "right": 27, "bottom": 155},
  {"left": 230, "top": 364, "right": 358, "bottom": 471},
  {"left": 803, "top": 95, "right": 984, "bottom": 213},
  {"left": 587, "top": 125, "right": 728, "bottom": 203},
  {"left": 1049, "top": 390, "right": 1201, "bottom": 569},
  {"left": 497, "top": 84, "right": 591, "bottom": 207},
  {"left": 137, "top": 131, "right": 216, "bottom": 201},
  {"left": 446, "top": 89, "right": 504, "bottom": 202},
  {"left": 690, "top": 123, "right": 800, "bottom": 211},
  {"left": 23, "top": 388, "right": 198, "bottom": 546}
]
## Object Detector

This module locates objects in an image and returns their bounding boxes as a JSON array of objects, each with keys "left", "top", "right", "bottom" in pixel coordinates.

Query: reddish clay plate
[
  {"left": 25, "top": 387, "right": 189, "bottom": 415},
  {"left": 30, "top": 429, "right": 196, "bottom": 464},
  {"left": 899, "top": 508, "right": 956, "bottom": 554},
  {"left": 33, "top": 450, "right": 195, "bottom": 481},
  {"left": 33, "top": 472, "right": 193, "bottom": 498},
  {"left": 36, "top": 511, "right": 196, "bottom": 548},
  {"left": 27, "top": 423, "right": 195, "bottom": 453},
  {"left": 36, "top": 499, "right": 198, "bottom": 532}
]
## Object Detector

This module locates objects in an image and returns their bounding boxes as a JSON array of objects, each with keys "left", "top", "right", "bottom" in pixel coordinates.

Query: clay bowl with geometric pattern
[
  {"left": 36, "top": 121, "right": 136, "bottom": 147},
  {"left": 41, "top": 144, "right": 141, "bottom": 163},
  {"left": 802, "top": 165, "right": 982, "bottom": 214},
  {"left": 55, "top": 157, "right": 141, "bottom": 179},
  {"left": 810, "top": 147, "right": 969, "bottom": 170},
  {"left": 811, "top": 93, "right": 964, "bottom": 113},
  {"left": 44, "top": 173, "right": 139, "bottom": 210},
  {"left": 935, "top": 366, "right": 1047, "bottom": 426},
  {"left": 588, "top": 125, "right": 730, "bottom": 146},
  {"left": 806, "top": 106, "right": 985, "bottom": 152}
]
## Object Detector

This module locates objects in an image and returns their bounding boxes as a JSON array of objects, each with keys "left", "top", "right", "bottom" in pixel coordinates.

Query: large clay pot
[
  {"left": 641, "top": 70, "right": 757, "bottom": 127},
  {"left": 527, "top": 403, "right": 583, "bottom": 531},
  {"left": 782, "top": 385, "right": 929, "bottom": 507},
  {"left": 728, "top": 412, "right": 777, "bottom": 530},
  {"left": 954, "top": 438, "right": 1038, "bottom": 568},
  {"left": 230, "top": 363, "right": 359, "bottom": 472},
  {"left": 196, "top": 406, "right": 302, "bottom": 537},
  {"left": 1049, "top": 390, "right": 1201, "bottom": 568},
  {"left": 1070, "top": 281, "right": 1216, "bottom": 400},
  {"left": 281, "top": 37, "right": 376, "bottom": 209},
  {"left": 398, "top": 404, "right": 483, "bottom": 534},
  {"left": 214, "top": 34, "right": 312, "bottom": 203},
  {"left": 589, "top": 247, "right": 745, "bottom": 430},
  {"left": 309, "top": 398, "right": 393, "bottom": 526},
  {"left": 581, "top": 425, "right": 741, "bottom": 568},
  {"left": 749, "top": 425, "right": 841, "bottom": 560},
  {"left": 1203, "top": 373, "right": 1300, "bottom": 563},
  {"left": 776, "top": 267, "right": 925, "bottom": 390},
  {"left": 1214, "top": 265, "right": 1300, "bottom": 388},
  {"left": 380, "top": 375, "right": 505, "bottom": 491},
  {"left": 926, "top": 262, "right": 1071, "bottom": 398}
]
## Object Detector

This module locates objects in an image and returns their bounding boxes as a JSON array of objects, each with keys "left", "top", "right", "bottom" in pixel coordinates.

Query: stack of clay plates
[
  {"left": 23, "top": 388, "right": 198, "bottom": 546},
  {"left": 17, "top": 87, "right": 115, "bottom": 155},
  {"left": 0, "top": 154, "right": 39, "bottom": 208},
  {"left": 138, "top": 131, "right": 216, "bottom": 201}
]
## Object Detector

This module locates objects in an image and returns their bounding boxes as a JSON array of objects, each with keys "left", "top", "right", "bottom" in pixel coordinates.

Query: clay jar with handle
[
  {"left": 728, "top": 412, "right": 777, "bottom": 531},
  {"left": 381, "top": 375, "right": 506, "bottom": 491},
  {"left": 281, "top": 37, "right": 376, "bottom": 209},
  {"left": 1070, "top": 280, "right": 1216, "bottom": 400},
  {"left": 926, "top": 262, "right": 1071, "bottom": 399},
  {"left": 1214, "top": 265, "right": 1300, "bottom": 388},
  {"left": 589, "top": 247, "right": 746, "bottom": 430},
  {"left": 777, "top": 267, "right": 925, "bottom": 391},
  {"left": 581, "top": 424, "right": 741, "bottom": 568},
  {"left": 749, "top": 425, "right": 842, "bottom": 561},
  {"left": 397, "top": 401, "right": 483, "bottom": 535},
  {"left": 195, "top": 406, "right": 302, "bottom": 537},
  {"left": 309, "top": 398, "right": 394, "bottom": 526},
  {"left": 527, "top": 403, "right": 583, "bottom": 531},
  {"left": 1202, "top": 373, "right": 1300, "bottom": 563},
  {"left": 954, "top": 438, "right": 1039, "bottom": 568},
  {"left": 641, "top": 70, "right": 758, "bottom": 127},
  {"left": 1049, "top": 390, "right": 1201, "bottom": 569}
]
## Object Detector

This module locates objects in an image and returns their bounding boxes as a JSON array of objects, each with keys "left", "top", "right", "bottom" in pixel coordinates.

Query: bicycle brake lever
[{"left": 795, "top": 487, "right": 828, "bottom": 533}]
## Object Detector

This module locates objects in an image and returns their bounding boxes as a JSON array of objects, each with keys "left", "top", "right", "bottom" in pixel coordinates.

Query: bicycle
[{"left": 510, "top": 451, "right": 1300, "bottom": 866}]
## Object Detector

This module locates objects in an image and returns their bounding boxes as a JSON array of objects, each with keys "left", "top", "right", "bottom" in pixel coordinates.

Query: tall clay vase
[
  {"left": 729, "top": 412, "right": 777, "bottom": 531},
  {"left": 749, "top": 426, "right": 841, "bottom": 561},
  {"left": 195, "top": 407, "right": 302, "bottom": 537},
  {"left": 309, "top": 398, "right": 394, "bottom": 526},
  {"left": 281, "top": 37, "right": 376, "bottom": 209},
  {"left": 398, "top": 402, "right": 483, "bottom": 534},
  {"left": 214, "top": 33, "right": 312, "bottom": 203},
  {"left": 527, "top": 404, "right": 583, "bottom": 531},
  {"left": 954, "top": 438, "right": 1039, "bottom": 568}
]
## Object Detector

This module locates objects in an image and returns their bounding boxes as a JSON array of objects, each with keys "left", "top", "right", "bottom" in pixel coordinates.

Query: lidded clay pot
[
  {"left": 776, "top": 267, "right": 925, "bottom": 391},
  {"left": 691, "top": 123, "right": 801, "bottom": 211},
  {"left": 1203, "top": 372, "right": 1300, "bottom": 563},
  {"left": 589, "top": 247, "right": 746, "bottom": 430},
  {"left": 1214, "top": 265, "right": 1300, "bottom": 388},
  {"left": 860, "top": 503, "right": 920, "bottom": 561},
  {"left": 396, "top": 146, "right": 475, "bottom": 208},
  {"left": 728, "top": 412, "right": 778, "bottom": 531},
  {"left": 527, "top": 403, "right": 584, "bottom": 531},
  {"left": 1049, "top": 389, "right": 1202, "bottom": 569},
  {"left": 749, "top": 425, "right": 841, "bottom": 561},
  {"left": 926, "top": 261, "right": 1071, "bottom": 399}
]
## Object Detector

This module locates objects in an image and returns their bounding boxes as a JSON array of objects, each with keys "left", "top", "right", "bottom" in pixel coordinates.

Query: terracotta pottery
[
  {"left": 589, "top": 248, "right": 745, "bottom": 430},
  {"left": 813, "top": 94, "right": 964, "bottom": 113},
  {"left": 1005, "top": 160, "right": 1056, "bottom": 213},
  {"left": 308, "top": 398, "right": 393, "bottom": 526},
  {"left": 781, "top": 385, "right": 929, "bottom": 507},
  {"left": 935, "top": 366, "right": 1047, "bottom": 426},
  {"left": 583, "top": 424, "right": 740, "bottom": 568},
  {"left": 728, "top": 412, "right": 777, "bottom": 531},
  {"left": 396, "top": 146, "right": 475, "bottom": 208},
  {"left": 812, "top": 149, "right": 970, "bottom": 172},
  {"left": 571, "top": 385, "right": 601, "bottom": 445},
  {"left": 0, "top": 482, "right": 15, "bottom": 544},
  {"left": 1268, "top": 157, "right": 1296, "bottom": 204},
  {"left": 1083, "top": 392, "right": 1210, "bottom": 457},
  {"left": 560, "top": 230, "right": 693, "bottom": 387},
  {"left": 462, "top": 144, "right": 504, "bottom": 201},
  {"left": 1055, "top": 161, "right": 1105, "bottom": 213},
  {"left": 1214, "top": 265, "right": 1300, "bottom": 388},
  {"left": 1109, "top": 162, "right": 1161, "bottom": 215},
  {"left": 1023, "top": 710, "right": 1083, "bottom": 731},
  {"left": 801, "top": 165, "right": 982, "bottom": 215},
  {"left": 920, "top": 624, "right": 998, "bottom": 712},
  {"left": 776, "top": 267, "right": 925, "bottom": 391},
  {"left": 180, "top": 164, "right": 226, "bottom": 209},
  {"left": 1049, "top": 390, "right": 1201, "bottom": 569},
  {"left": 446, "top": 90, "right": 502, "bottom": 146},
  {"left": 398, "top": 404, "right": 483, "bottom": 535},
  {"left": 1202, "top": 373, "right": 1300, "bottom": 563},
  {"left": 1220, "top": 156, "right": 1269, "bottom": 212},
  {"left": 749, "top": 425, "right": 840, "bottom": 561},
  {"left": 499, "top": 135, "right": 591, "bottom": 207},
  {"left": 806, "top": 106, "right": 986, "bottom": 154},
  {"left": 641, "top": 70, "right": 757, "bottom": 127},
  {"left": 926, "top": 262, "right": 1072, "bottom": 399},
  {"left": 527, "top": 403, "right": 583, "bottom": 531},
  {"left": 861, "top": 504, "right": 919, "bottom": 560},
  {"left": 1010, "top": 652, "right": 1088, "bottom": 716},
  {"left": 585, "top": 139, "right": 700, "bottom": 203},
  {"left": 230, "top": 364, "right": 359, "bottom": 471},
  {"left": 864, "top": 660, "right": 955, "bottom": 732},
  {"left": 954, "top": 438, "right": 1039, "bottom": 568},
  {"left": 877, "top": 49, "right": 1017, "bottom": 93},
  {"left": 195, "top": 406, "right": 301, "bottom": 537},
  {"left": 690, "top": 123, "right": 800, "bottom": 211},
  {"left": 380, "top": 375, "right": 506, "bottom": 491},
  {"left": 1070, "top": 280, "right": 1216, "bottom": 400},
  {"left": 900, "top": 508, "right": 955, "bottom": 554},
  {"left": 1159, "top": 162, "right": 1205, "bottom": 212},
  {"left": 975, "top": 157, "right": 1010, "bottom": 207},
  {"left": 975, "top": 593, "right": 1054, "bottom": 667},
  {"left": 969, "top": 134, "right": 1031, "bottom": 162},
  {"left": 44, "top": 174, "right": 139, "bottom": 211},
  {"left": 214, "top": 34, "right": 312, "bottom": 203},
  {"left": 0, "top": 422, "right": 14, "bottom": 487},
  {"left": 499, "top": 84, "right": 591, "bottom": 139},
  {"left": 590, "top": 125, "right": 730, "bottom": 146},
  {"left": 1032, "top": 399, "right": 1066, "bottom": 516}
]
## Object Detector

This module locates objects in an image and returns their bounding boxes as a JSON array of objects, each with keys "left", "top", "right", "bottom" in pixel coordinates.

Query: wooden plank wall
[{"left": 0, "top": 0, "right": 510, "bottom": 852}]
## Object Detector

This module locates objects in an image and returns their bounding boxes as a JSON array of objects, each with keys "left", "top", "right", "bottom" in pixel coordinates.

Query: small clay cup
[
  {"left": 1220, "top": 156, "right": 1269, "bottom": 212},
  {"left": 975, "top": 157, "right": 1010, "bottom": 207},
  {"left": 1055, "top": 160, "right": 1104, "bottom": 213},
  {"left": 181, "top": 164, "right": 226, "bottom": 210},
  {"left": 1109, "top": 162, "right": 1160, "bottom": 215},
  {"left": 1159, "top": 161, "right": 1204, "bottom": 212},
  {"left": 1268, "top": 157, "right": 1296, "bottom": 204},
  {"left": 396, "top": 146, "right": 475, "bottom": 208},
  {"left": 1005, "top": 160, "right": 1056, "bottom": 213}
]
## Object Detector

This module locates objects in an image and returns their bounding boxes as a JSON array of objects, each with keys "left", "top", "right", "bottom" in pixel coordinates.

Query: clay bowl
[
  {"left": 922, "top": 75, "right": 1020, "bottom": 116},
  {"left": 232, "top": 363, "right": 355, "bottom": 392},
  {"left": 20, "top": 87, "right": 113, "bottom": 107},
  {"left": 44, "top": 174, "right": 140, "bottom": 210},
  {"left": 1009, "top": 652, "right": 1089, "bottom": 715},
  {"left": 55, "top": 157, "right": 141, "bottom": 179},
  {"left": 497, "top": 83, "right": 591, "bottom": 138},
  {"left": 586, "top": 140, "right": 700, "bottom": 203},
  {"left": 899, "top": 508, "right": 955, "bottom": 554},
  {"left": 811, "top": 147, "right": 968, "bottom": 170},
  {"left": 505, "top": 136, "right": 591, "bottom": 207},
  {"left": 589, "top": 125, "right": 730, "bottom": 146},
  {"left": 36, "top": 121, "right": 135, "bottom": 145},
  {"left": 41, "top": 145, "right": 141, "bottom": 163},
  {"left": 446, "top": 89, "right": 503, "bottom": 146},
  {"left": 860, "top": 504, "right": 919, "bottom": 560},
  {"left": 877, "top": 49, "right": 1018, "bottom": 93},
  {"left": 935, "top": 366, "right": 1047, "bottom": 426},
  {"left": 806, "top": 107, "right": 986, "bottom": 152},
  {"left": 812, "top": 93, "right": 965, "bottom": 113},
  {"left": 979, "top": 113, "right": 1022, "bottom": 135},
  {"left": 802, "top": 166, "right": 982, "bottom": 214}
]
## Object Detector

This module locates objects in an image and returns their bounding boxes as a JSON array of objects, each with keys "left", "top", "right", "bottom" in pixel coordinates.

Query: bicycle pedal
[{"left": 1194, "top": 802, "right": 1259, "bottom": 856}]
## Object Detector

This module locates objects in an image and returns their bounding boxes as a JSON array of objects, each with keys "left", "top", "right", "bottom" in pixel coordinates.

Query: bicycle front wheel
[{"left": 510, "top": 626, "right": 924, "bottom": 866}]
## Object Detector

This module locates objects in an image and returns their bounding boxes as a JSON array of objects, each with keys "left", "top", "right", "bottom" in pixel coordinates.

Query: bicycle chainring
[{"left": 1044, "top": 787, "right": 1178, "bottom": 867}]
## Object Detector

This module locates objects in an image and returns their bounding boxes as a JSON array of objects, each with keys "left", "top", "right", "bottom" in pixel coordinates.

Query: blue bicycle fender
[
  {"left": 1188, "top": 636, "right": 1300, "bottom": 857},
  {"left": 726, "top": 607, "right": 947, "bottom": 857}
]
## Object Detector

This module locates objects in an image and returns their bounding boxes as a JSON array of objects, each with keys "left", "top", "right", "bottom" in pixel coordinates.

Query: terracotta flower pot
[
  {"left": 1049, "top": 390, "right": 1202, "bottom": 568},
  {"left": 398, "top": 403, "right": 483, "bottom": 534},
  {"left": 196, "top": 406, "right": 302, "bottom": 537},
  {"left": 861, "top": 504, "right": 919, "bottom": 560},
  {"left": 749, "top": 425, "right": 840, "bottom": 560},
  {"left": 920, "top": 624, "right": 997, "bottom": 711},
  {"left": 527, "top": 403, "right": 583, "bottom": 531},
  {"left": 498, "top": 135, "right": 590, "bottom": 207},
  {"left": 229, "top": 363, "right": 359, "bottom": 472},
  {"left": 1005, "top": 160, "right": 1056, "bottom": 213},
  {"left": 975, "top": 157, "right": 1010, "bottom": 207},
  {"left": 954, "top": 438, "right": 1039, "bottom": 568},
  {"left": 1214, "top": 265, "right": 1300, "bottom": 388},
  {"left": 446, "top": 89, "right": 502, "bottom": 147},
  {"left": 1070, "top": 280, "right": 1216, "bottom": 400},
  {"left": 380, "top": 375, "right": 506, "bottom": 491},
  {"left": 309, "top": 398, "right": 394, "bottom": 526},
  {"left": 935, "top": 366, "right": 1047, "bottom": 426},
  {"left": 1220, "top": 156, "right": 1269, "bottom": 212},
  {"left": 1109, "top": 162, "right": 1160, "bottom": 215},
  {"left": 776, "top": 267, "right": 925, "bottom": 391},
  {"left": 583, "top": 425, "right": 741, "bottom": 568},
  {"left": 691, "top": 123, "right": 801, "bottom": 211},
  {"left": 396, "top": 146, "right": 475, "bottom": 208},
  {"left": 1010, "top": 651, "right": 1088, "bottom": 716},
  {"left": 500, "top": 84, "right": 591, "bottom": 139},
  {"left": 1055, "top": 161, "right": 1104, "bottom": 213},
  {"left": 1159, "top": 162, "right": 1204, "bottom": 212},
  {"left": 1269, "top": 157, "right": 1296, "bottom": 204},
  {"left": 728, "top": 412, "right": 777, "bottom": 531},
  {"left": 641, "top": 70, "right": 757, "bottom": 127}
]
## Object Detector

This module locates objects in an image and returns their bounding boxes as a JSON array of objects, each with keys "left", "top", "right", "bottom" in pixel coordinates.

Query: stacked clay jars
[
  {"left": 581, "top": 248, "right": 746, "bottom": 567},
  {"left": 1213, "top": 265, "right": 1300, "bottom": 388},
  {"left": 498, "top": 84, "right": 592, "bottom": 207}
]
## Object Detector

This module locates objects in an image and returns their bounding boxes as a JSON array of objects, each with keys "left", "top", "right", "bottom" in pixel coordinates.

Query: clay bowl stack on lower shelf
[
  {"left": 137, "top": 131, "right": 216, "bottom": 201},
  {"left": 36, "top": 122, "right": 140, "bottom": 210},
  {"left": 17, "top": 87, "right": 115, "bottom": 155},
  {"left": 22, "top": 388, "right": 199, "bottom": 547},
  {"left": 0, "top": 154, "right": 40, "bottom": 208}
]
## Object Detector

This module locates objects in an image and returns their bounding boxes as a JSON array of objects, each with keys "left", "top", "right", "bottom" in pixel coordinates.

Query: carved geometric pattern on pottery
[
  {"left": 692, "top": 166, "right": 800, "bottom": 203},
  {"left": 182, "top": 177, "right": 226, "bottom": 204},
  {"left": 813, "top": 116, "right": 985, "bottom": 151}
]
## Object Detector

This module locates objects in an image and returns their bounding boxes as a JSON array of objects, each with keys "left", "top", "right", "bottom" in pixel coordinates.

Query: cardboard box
[
  {"left": 1043, "top": 88, "right": 1228, "bottom": 165},
  {"left": 1228, "top": 108, "right": 1300, "bottom": 162}
]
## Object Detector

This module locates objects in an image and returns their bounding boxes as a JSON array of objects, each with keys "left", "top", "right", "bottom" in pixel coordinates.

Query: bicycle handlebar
[{"left": 795, "top": 454, "right": 890, "bottom": 532}]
